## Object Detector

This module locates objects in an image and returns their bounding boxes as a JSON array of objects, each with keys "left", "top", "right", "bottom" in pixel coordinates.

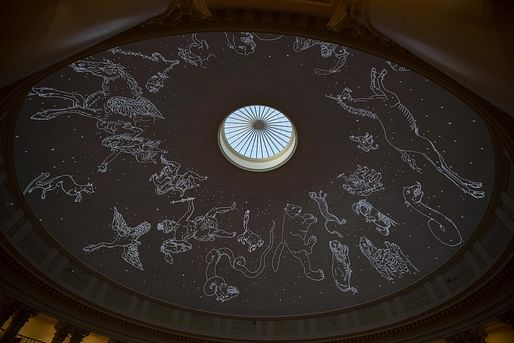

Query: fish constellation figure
[
  {"left": 359, "top": 236, "right": 419, "bottom": 282},
  {"left": 386, "top": 61, "right": 410, "bottom": 72},
  {"left": 158, "top": 198, "right": 236, "bottom": 264},
  {"left": 349, "top": 132, "right": 379, "bottom": 152},
  {"left": 178, "top": 33, "right": 215, "bottom": 68},
  {"left": 352, "top": 199, "right": 397, "bottom": 236},
  {"left": 337, "top": 165, "right": 384, "bottom": 197},
  {"left": 224, "top": 32, "right": 283, "bottom": 56},
  {"left": 149, "top": 155, "right": 207, "bottom": 197},
  {"left": 237, "top": 210, "right": 265, "bottom": 252},
  {"left": 23, "top": 172, "right": 94, "bottom": 203},
  {"left": 83, "top": 207, "right": 150, "bottom": 271},
  {"left": 272, "top": 204, "right": 324, "bottom": 281},
  {"left": 293, "top": 37, "right": 349, "bottom": 75},
  {"left": 329, "top": 240, "right": 357, "bottom": 294},
  {"left": 326, "top": 67, "right": 484, "bottom": 199},
  {"left": 403, "top": 182, "right": 462, "bottom": 247},
  {"left": 309, "top": 190, "right": 347, "bottom": 238}
]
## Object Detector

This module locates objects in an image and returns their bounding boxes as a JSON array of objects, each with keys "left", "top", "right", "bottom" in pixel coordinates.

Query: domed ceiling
[{"left": 13, "top": 32, "right": 495, "bottom": 317}]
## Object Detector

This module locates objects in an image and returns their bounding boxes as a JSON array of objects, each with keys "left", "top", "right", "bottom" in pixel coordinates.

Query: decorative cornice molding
[{"left": 141, "top": 0, "right": 211, "bottom": 27}]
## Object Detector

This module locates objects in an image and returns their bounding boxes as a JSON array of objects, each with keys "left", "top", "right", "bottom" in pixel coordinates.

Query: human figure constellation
[
  {"left": 329, "top": 240, "right": 357, "bottom": 294},
  {"left": 326, "top": 67, "right": 484, "bottom": 199},
  {"left": 349, "top": 132, "right": 379, "bottom": 152},
  {"left": 23, "top": 172, "right": 94, "bottom": 203},
  {"left": 309, "top": 190, "right": 346, "bottom": 238},
  {"left": 83, "top": 207, "right": 150, "bottom": 270},
  {"left": 237, "top": 210, "right": 264, "bottom": 252},
  {"left": 337, "top": 165, "right": 384, "bottom": 197},
  {"left": 178, "top": 33, "right": 215, "bottom": 68},
  {"left": 293, "top": 37, "right": 349, "bottom": 75},
  {"left": 352, "top": 199, "right": 397, "bottom": 236}
]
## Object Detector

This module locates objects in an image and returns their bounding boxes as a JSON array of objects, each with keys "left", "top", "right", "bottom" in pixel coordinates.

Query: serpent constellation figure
[
  {"left": 293, "top": 37, "right": 349, "bottom": 75},
  {"left": 149, "top": 155, "right": 207, "bottom": 197},
  {"left": 237, "top": 210, "right": 265, "bottom": 253},
  {"left": 23, "top": 172, "right": 94, "bottom": 203},
  {"left": 349, "top": 132, "right": 379, "bottom": 152},
  {"left": 337, "top": 165, "right": 384, "bottom": 197},
  {"left": 386, "top": 61, "right": 410, "bottom": 72},
  {"left": 157, "top": 198, "right": 236, "bottom": 264},
  {"left": 403, "top": 182, "right": 462, "bottom": 247},
  {"left": 359, "top": 237, "right": 419, "bottom": 282},
  {"left": 225, "top": 32, "right": 283, "bottom": 56},
  {"left": 83, "top": 207, "right": 150, "bottom": 271},
  {"left": 309, "top": 190, "right": 347, "bottom": 238},
  {"left": 178, "top": 33, "right": 215, "bottom": 68},
  {"left": 326, "top": 67, "right": 484, "bottom": 199},
  {"left": 329, "top": 240, "right": 358, "bottom": 294},
  {"left": 272, "top": 203, "right": 324, "bottom": 281},
  {"left": 352, "top": 199, "right": 397, "bottom": 236}
]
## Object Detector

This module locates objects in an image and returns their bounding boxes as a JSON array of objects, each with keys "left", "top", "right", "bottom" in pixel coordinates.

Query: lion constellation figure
[
  {"left": 326, "top": 67, "right": 484, "bottom": 199},
  {"left": 23, "top": 172, "right": 94, "bottom": 202},
  {"left": 293, "top": 37, "right": 349, "bottom": 75},
  {"left": 157, "top": 198, "right": 236, "bottom": 264},
  {"left": 271, "top": 203, "right": 324, "bottom": 281},
  {"left": 149, "top": 155, "right": 207, "bottom": 197},
  {"left": 309, "top": 190, "right": 347, "bottom": 238},
  {"left": 178, "top": 33, "right": 215, "bottom": 68}
]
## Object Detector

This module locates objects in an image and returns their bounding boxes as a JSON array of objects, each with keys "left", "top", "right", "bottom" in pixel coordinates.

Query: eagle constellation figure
[
  {"left": 83, "top": 207, "right": 151, "bottom": 271},
  {"left": 326, "top": 67, "right": 484, "bottom": 199}
]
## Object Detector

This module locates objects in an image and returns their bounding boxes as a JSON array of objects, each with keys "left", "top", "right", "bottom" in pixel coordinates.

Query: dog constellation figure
[
  {"left": 83, "top": 207, "right": 150, "bottom": 271},
  {"left": 349, "top": 132, "right": 379, "bottom": 152},
  {"left": 158, "top": 198, "right": 236, "bottom": 264},
  {"left": 237, "top": 210, "right": 265, "bottom": 252},
  {"left": 225, "top": 32, "right": 283, "bottom": 56},
  {"left": 329, "top": 240, "right": 357, "bottom": 294},
  {"left": 326, "top": 67, "right": 484, "bottom": 199},
  {"left": 23, "top": 172, "right": 94, "bottom": 202},
  {"left": 149, "top": 155, "right": 207, "bottom": 197},
  {"left": 386, "top": 61, "right": 410, "bottom": 72},
  {"left": 309, "top": 190, "right": 347, "bottom": 238},
  {"left": 352, "top": 199, "right": 397, "bottom": 236},
  {"left": 272, "top": 204, "right": 324, "bottom": 281},
  {"left": 293, "top": 37, "right": 349, "bottom": 75},
  {"left": 337, "top": 165, "right": 384, "bottom": 197},
  {"left": 403, "top": 182, "right": 462, "bottom": 247},
  {"left": 359, "top": 237, "right": 418, "bottom": 282},
  {"left": 178, "top": 33, "right": 215, "bottom": 68}
]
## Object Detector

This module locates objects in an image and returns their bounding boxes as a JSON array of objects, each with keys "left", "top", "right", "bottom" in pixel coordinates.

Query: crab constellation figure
[
  {"left": 149, "top": 155, "right": 207, "bottom": 197},
  {"left": 326, "top": 67, "right": 484, "bottom": 199},
  {"left": 23, "top": 172, "right": 94, "bottom": 203},
  {"left": 359, "top": 236, "right": 419, "bottom": 282},
  {"left": 83, "top": 207, "right": 150, "bottom": 271},
  {"left": 293, "top": 37, "right": 349, "bottom": 75},
  {"left": 403, "top": 182, "right": 462, "bottom": 247},
  {"left": 157, "top": 198, "right": 236, "bottom": 264},
  {"left": 237, "top": 210, "right": 264, "bottom": 253},
  {"left": 337, "top": 165, "right": 384, "bottom": 197},
  {"left": 352, "top": 199, "right": 397, "bottom": 236},
  {"left": 272, "top": 204, "right": 324, "bottom": 281},
  {"left": 309, "top": 190, "right": 347, "bottom": 238},
  {"left": 329, "top": 240, "right": 358, "bottom": 294},
  {"left": 178, "top": 33, "right": 215, "bottom": 68},
  {"left": 349, "top": 132, "right": 379, "bottom": 152}
]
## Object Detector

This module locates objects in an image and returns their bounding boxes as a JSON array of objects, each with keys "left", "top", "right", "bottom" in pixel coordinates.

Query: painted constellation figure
[
  {"left": 272, "top": 204, "right": 324, "bottom": 281},
  {"left": 329, "top": 240, "right": 357, "bottom": 294},
  {"left": 237, "top": 210, "right": 264, "bottom": 252},
  {"left": 403, "top": 182, "right": 462, "bottom": 247},
  {"left": 386, "top": 61, "right": 410, "bottom": 72},
  {"left": 178, "top": 33, "right": 215, "bottom": 68},
  {"left": 158, "top": 198, "right": 236, "bottom": 264},
  {"left": 83, "top": 207, "right": 150, "bottom": 271},
  {"left": 359, "top": 237, "right": 418, "bottom": 281},
  {"left": 23, "top": 172, "right": 94, "bottom": 203},
  {"left": 349, "top": 132, "right": 379, "bottom": 152},
  {"left": 309, "top": 190, "right": 346, "bottom": 238},
  {"left": 352, "top": 199, "right": 397, "bottom": 236},
  {"left": 326, "top": 67, "right": 484, "bottom": 199},
  {"left": 293, "top": 37, "right": 349, "bottom": 75},
  {"left": 337, "top": 165, "right": 384, "bottom": 197},
  {"left": 224, "top": 32, "right": 283, "bottom": 56},
  {"left": 149, "top": 155, "right": 207, "bottom": 197}
]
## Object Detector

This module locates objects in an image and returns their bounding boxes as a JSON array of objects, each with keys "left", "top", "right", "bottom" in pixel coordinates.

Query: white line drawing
[
  {"left": 359, "top": 236, "right": 419, "bottom": 281},
  {"left": 403, "top": 182, "right": 462, "bottom": 247},
  {"left": 349, "top": 132, "right": 379, "bottom": 152},
  {"left": 329, "top": 240, "right": 357, "bottom": 294},
  {"left": 224, "top": 32, "right": 283, "bottom": 56},
  {"left": 158, "top": 198, "right": 236, "bottom": 264},
  {"left": 352, "top": 199, "right": 397, "bottom": 236},
  {"left": 309, "top": 190, "right": 347, "bottom": 238},
  {"left": 178, "top": 33, "right": 215, "bottom": 68},
  {"left": 83, "top": 207, "right": 150, "bottom": 271},
  {"left": 293, "top": 37, "right": 349, "bottom": 75},
  {"left": 271, "top": 204, "right": 324, "bottom": 281},
  {"left": 149, "top": 155, "right": 207, "bottom": 197},
  {"left": 23, "top": 172, "right": 94, "bottom": 202},
  {"left": 237, "top": 210, "right": 264, "bottom": 252},
  {"left": 326, "top": 67, "right": 484, "bottom": 199},
  {"left": 386, "top": 61, "right": 410, "bottom": 72},
  {"left": 337, "top": 165, "right": 384, "bottom": 197}
]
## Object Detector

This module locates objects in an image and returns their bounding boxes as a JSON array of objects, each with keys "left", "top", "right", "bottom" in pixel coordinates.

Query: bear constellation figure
[
  {"left": 329, "top": 240, "right": 357, "bottom": 294},
  {"left": 309, "top": 190, "right": 347, "bottom": 238},
  {"left": 352, "top": 199, "right": 397, "bottom": 236},
  {"left": 237, "top": 210, "right": 265, "bottom": 253},
  {"left": 326, "top": 67, "right": 484, "bottom": 199},
  {"left": 337, "top": 165, "right": 384, "bottom": 197},
  {"left": 23, "top": 172, "right": 94, "bottom": 203},
  {"left": 349, "top": 132, "right": 379, "bottom": 152}
]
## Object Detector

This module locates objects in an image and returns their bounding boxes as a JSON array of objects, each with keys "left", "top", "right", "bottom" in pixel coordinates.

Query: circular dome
[{"left": 218, "top": 105, "right": 297, "bottom": 171}]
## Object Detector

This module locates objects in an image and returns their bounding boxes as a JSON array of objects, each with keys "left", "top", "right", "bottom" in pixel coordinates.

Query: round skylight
[{"left": 218, "top": 105, "right": 297, "bottom": 171}]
